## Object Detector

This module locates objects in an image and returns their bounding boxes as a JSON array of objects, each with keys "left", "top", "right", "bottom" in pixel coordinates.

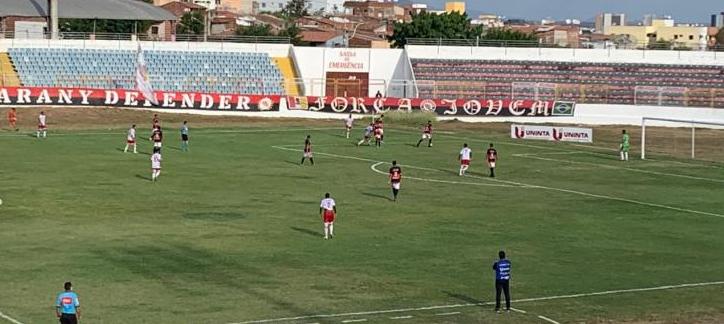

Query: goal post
[{"left": 641, "top": 117, "right": 724, "bottom": 162}]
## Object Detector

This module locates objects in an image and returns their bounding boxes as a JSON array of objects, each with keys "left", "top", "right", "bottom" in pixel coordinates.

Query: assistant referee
[
  {"left": 55, "top": 282, "right": 80, "bottom": 324},
  {"left": 493, "top": 250, "right": 511, "bottom": 312}
]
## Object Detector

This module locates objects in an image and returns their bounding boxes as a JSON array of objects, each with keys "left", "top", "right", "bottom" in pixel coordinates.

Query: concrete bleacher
[
  {"left": 411, "top": 58, "right": 724, "bottom": 107},
  {"left": 7, "top": 48, "right": 286, "bottom": 95}
]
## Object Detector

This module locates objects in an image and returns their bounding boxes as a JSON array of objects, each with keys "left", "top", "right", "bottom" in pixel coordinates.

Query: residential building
[
  {"left": 444, "top": 1, "right": 465, "bottom": 14},
  {"left": 343, "top": 1, "right": 409, "bottom": 21},
  {"left": 471, "top": 14, "right": 503, "bottom": 28},
  {"left": 712, "top": 12, "right": 724, "bottom": 28},
  {"left": 595, "top": 13, "right": 625, "bottom": 34},
  {"left": 257, "top": 0, "right": 286, "bottom": 12},
  {"left": 607, "top": 18, "right": 709, "bottom": 49},
  {"left": 217, "top": 0, "right": 254, "bottom": 15},
  {"left": 149, "top": 1, "right": 206, "bottom": 40}
]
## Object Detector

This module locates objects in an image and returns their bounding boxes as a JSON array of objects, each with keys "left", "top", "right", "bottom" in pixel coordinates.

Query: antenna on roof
[{"left": 48, "top": 0, "right": 59, "bottom": 39}]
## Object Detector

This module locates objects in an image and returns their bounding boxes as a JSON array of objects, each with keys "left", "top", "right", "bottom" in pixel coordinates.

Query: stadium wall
[{"left": 405, "top": 45, "right": 724, "bottom": 66}]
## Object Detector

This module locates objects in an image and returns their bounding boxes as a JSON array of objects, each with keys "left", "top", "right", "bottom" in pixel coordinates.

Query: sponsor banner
[
  {"left": 0, "top": 87, "right": 280, "bottom": 111},
  {"left": 288, "top": 96, "right": 572, "bottom": 117},
  {"left": 511, "top": 124, "right": 592, "bottom": 143}
]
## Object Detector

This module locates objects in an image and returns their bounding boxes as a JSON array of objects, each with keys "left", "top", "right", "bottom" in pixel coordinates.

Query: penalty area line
[
  {"left": 0, "top": 311, "right": 24, "bottom": 324},
  {"left": 370, "top": 162, "right": 521, "bottom": 188},
  {"left": 229, "top": 280, "right": 724, "bottom": 324},
  {"left": 277, "top": 146, "right": 724, "bottom": 219}
]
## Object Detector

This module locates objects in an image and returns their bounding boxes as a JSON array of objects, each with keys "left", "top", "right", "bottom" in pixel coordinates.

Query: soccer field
[{"left": 1, "top": 110, "right": 723, "bottom": 324}]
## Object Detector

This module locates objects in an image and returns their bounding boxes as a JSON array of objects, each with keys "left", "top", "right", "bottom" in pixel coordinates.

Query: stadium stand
[
  {"left": 411, "top": 59, "right": 724, "bottom": 107},
  {"left": 7, "top": 48, "right": 286, "bottom": 95},
  {"left": 0, "top": 52, "right": 21, "bottom": 86}
]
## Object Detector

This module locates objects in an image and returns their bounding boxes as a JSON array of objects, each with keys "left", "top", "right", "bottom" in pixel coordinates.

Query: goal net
[{"left": 641, "top": 117, "right": 724, "bottom": 162}]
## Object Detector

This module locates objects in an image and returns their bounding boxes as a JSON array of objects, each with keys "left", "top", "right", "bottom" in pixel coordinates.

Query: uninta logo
[
  {"left": 552, "top": 128, "right": 563, "bottom": 141},
  {"left": 514, "top": 126, "right": 525, "bottom": 138}
]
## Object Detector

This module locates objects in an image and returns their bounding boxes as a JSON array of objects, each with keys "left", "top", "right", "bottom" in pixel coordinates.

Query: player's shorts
[
  {"left": 461, "top": 159, "right": 470, "bottom": 166},
  {"left": 346, "top": 125, "right": 352, "bottom": 130},
  {"left": 374, "top": 134, "right": 382, "bottom": 140},
  {"left": 181, "top": 134, "right": 189, "bottom": 141},
  {"left": 152, "top": 167, "right": 161, "bottom": 171},
  {"left": 59, "top": 313, "right": 78, "bottom": 324},
  {"left": 304, "top": 151, "right": 313, "bottom": 158},
  {"left": 8, "top": 118, "right": 17, "bottom": 123},
  {"left": 391, "top": 181, "right": 401, "bottom": 190},
  {"left": 153, "top": 142, "right": 162, "bottom": 148},
  {"left": 488, "top": 161, "right": 496, "bottom": 168},
  {"left": 38, "top": 124, "right": 47, "bottom": 130},
  {"left": 421, "top": 133, "right": 432, "bottom": 139},
  {"left": 127, "top": 139, "right": 136, "bottom": 144},
  {"left": 323, "top": 210, "right": 335, "bottom": 223},
  {"left": 620, "top": 145, "right": 630, "bottom": 152}
]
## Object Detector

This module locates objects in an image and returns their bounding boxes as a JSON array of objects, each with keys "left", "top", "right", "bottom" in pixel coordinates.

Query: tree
[
  {"left": 716, "top": 28, "right": 724, "bottom": 47},
  {"left": 480, "top": 28, "right": 537, "bottom": 42},
  {"left": 278, "top": 23, "right": 306, "bottom": 46},
  {"left": 235, "top": 24, "right": 275, "bottom": 37},
  {"left": 59, "top": 19, "right": 152, "bottom": 34},
  {"left": 281, "top": 0, "right": 309, "bottom": 19},
  {"left": 388, "top": 11, "right": 483, "bottom": 48},
  {"left": 176, "top": 12, "right": 204, "bottom": 35}
]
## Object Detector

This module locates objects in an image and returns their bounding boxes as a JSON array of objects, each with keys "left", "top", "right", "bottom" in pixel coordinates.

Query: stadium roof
[{"left": 0, "top": 0, "right": 177, "bottom": 21}]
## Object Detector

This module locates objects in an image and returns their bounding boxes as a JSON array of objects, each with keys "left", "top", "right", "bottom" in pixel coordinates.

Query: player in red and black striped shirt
[
  {"left": 416, "top": 121, "right": 433, "bottom": 147},
  {"left": 388, "top": 160, "right": 402, "bottom": 201},
  {"left": 300, "top": 135, "right": 314, "bottom": 165},
  {"left": 486, "top": 143, "right": 498, "bottom": 178}
]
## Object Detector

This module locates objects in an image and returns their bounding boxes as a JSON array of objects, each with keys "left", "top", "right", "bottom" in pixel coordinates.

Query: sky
[{"left": 418, "top": 0, "right": 721, "bottom": 23}]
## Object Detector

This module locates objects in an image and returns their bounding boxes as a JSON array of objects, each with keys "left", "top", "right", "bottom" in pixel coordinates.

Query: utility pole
[{"left": 48, "top": 0, "right": 59, "bottom": 39}]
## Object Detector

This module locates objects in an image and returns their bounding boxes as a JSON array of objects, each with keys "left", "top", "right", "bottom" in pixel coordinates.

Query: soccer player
[
  {"left": 344, "top": 114, "right": 354, "bottom": 139},
  {"left": 55, "top": 281, "right": 80, "bottom": 324},
  {"left": 357, "top": 123, "right": 374, "bottom": 146},
  {"left": 301, "top": 135, "right": 314, "bottom": 165},
  {"left": 37, "top": 111, "right": 48, "bottom": 138},
  {"left": 152, "top": 113, "right": 160, "bottom": 130},
  {"left": 375, "top": 115, "right": 385, "bottom": 143},
  {"left": 320, "top": 193, "right": 337, "bottom": 240},
  {"left": 124, "top": 124, "right": 137, "bottom": 153},
  {"left": 150, "top": 126, "right": 163, "bottom": 149},
  {"left": 373, "top": 125, "right": 383, "bottom": 148},
  {"left": 416, "top": 120, "right": 433, "bottom": 147},
  {"left": 459, "top": 143, "right": 472, "bottom": 176},
  {"left": 7, "top": 108, "right": 18, "bottom": 131},
  {"left": 180, "top": 121, "right": 189, "bottom": 152},
  {"left": 151, "top": 147, "right": 162, "bottom": 182},
  {"left": 620, "top": 129, "right": 630, "bottom": 161},
  {"left": 493, "top": 250, "right": 512, "bottom": 313},
  {"left": 389, "top": 160, "right": 402, "bottom": 201},
  {"left": 486, "top": 143, "right": 498, "bottom": 178}
]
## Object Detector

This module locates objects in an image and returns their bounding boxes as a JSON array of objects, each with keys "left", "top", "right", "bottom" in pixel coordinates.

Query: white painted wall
[
  {"left": 406, "top": 45, "right": 724, "bottom": 66},
  {"left": 0, "top": 39, "right": 292, "bottom": 57},
  {"left": 292, "top": 47, "right": 405, "bottom": 97}
]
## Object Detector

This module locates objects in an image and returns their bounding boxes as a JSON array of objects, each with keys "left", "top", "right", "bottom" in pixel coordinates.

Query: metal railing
[
  {"left": 406, "top": 37, "right": 724, "bottom": 51},
  {"left": 1, "top": 31, "right": 290, "bottom": 44}
]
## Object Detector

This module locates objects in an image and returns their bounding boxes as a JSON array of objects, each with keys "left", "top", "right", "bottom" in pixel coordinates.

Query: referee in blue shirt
[
  {"left": 493, "top": 250, "right": 511, "bottom": 312},
  {"left": 55, "top": 282, "right": 80, "bottom": 324}
]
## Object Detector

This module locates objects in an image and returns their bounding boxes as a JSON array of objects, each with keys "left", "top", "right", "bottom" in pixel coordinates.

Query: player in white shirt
[
  {"left": 151, "top": 147, "right": 162, "bottom": 182},
  {"left": 36, "top": 111, "right": 47, "bottom": 138},
  {"left": 124, "top": 125, "right": 137, "bottom": 153},
  {"left": 319, "top": 193, "right": 337, "bottom": 240},
  {"left": 459, "top": 143, "right": 472, "bottom": 176},
  {"left": 344, "top": 114, "right": 354, "bottom": 139},
  {"left": 357, "top": 123, "right": 374, "bottom": 146}
]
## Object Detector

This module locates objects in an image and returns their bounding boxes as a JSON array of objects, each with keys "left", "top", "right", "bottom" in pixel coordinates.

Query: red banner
[{"left": 0, "top": 87, "right": 280, "bottom": 111}]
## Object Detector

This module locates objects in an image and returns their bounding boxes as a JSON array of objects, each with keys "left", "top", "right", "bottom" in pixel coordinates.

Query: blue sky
[{"left": 418, "top": 0, "right": 721, "bottom": 23}]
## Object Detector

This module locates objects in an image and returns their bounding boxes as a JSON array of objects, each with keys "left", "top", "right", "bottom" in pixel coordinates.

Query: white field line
[
  {"left": 279, "top": 146, "right": 724, "bottom": 219},
  {"left": 341, "top": 319, "right": 367, "bottom": 323},
  {"left": 394, "top": 128, "right": 722, "bottom": 170},
  {"left": 0, "top": 311, "right": 24, "bottom": 324},
  {"left": 434, "top": 312, "right": 460, "bottom": 316},
  {"left": 229, "top": 280, "right": 724, "bottom": 324},
  {"left": 538, "top": 315, "right": 561, "bottom": 324},
  {"left": 0, "top": 127, "right": 339, "bottom": 138},
  {"left": 389, "top": 315, "right": 413, "bottom": 319},
  {"left": 514, "top": 153, "right": 724, "bottom": 184},
  {"left": 509, "top": 308, "right": 527, "bottom": 314},
  {"left": 370, "top": 162, "right": 521, "bottom": 188}
]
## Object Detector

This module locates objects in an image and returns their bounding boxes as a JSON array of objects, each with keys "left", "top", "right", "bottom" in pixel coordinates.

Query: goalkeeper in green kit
[{"left": 619, "top": 129, "right": 630, "bottom": 161}]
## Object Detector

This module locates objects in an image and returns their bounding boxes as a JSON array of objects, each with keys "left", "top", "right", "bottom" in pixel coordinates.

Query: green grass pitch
[{"left": 1, "top": 123, "right": 723, "bottom": 324}]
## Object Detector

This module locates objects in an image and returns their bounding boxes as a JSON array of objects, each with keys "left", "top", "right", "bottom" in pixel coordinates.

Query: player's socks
[
  {"left": 620, "top": 151, "right": 624, "bottom": 161},
  {"left": 124, "top": 145, "right": 129, "bottom": 152},
  {"left": 416, "top": 139, "right": 423, "bottom": 147},
  {"left": 310, "top": 158, "right": 314, "bottom": 165},
  {"left": 324, "top": 224, "right": 329, "bottom": 239},
  {"left": 624, "top": 152, "right": 629, "bottom": 161},
  {"left": 36, "top": 131, "right": 40, "bottom": 138},
  {"left": 329, "top": 224, "right": 334, "bottom": 237},
  {"left": 428, "top": 139, "right": 432, "bottom": 147},
  {"left": 300, "top": 158, "right": 305, "bottom": 165},
  {"left": 43, "top": 131, "right": 47, "bottom": 138},
  {"left": 490, "top": 168, "right": 495, "bottom": 177}
]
